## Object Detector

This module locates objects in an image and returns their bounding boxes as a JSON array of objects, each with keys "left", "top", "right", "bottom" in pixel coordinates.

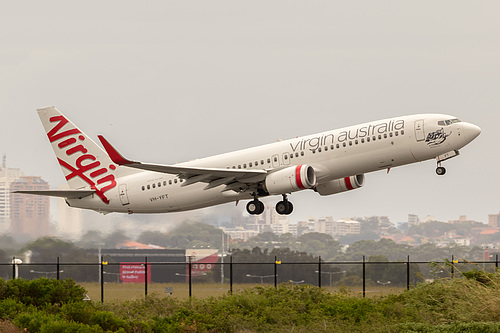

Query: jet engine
[
  {"left": 265, "top": 165, "right": 316, "bottom": 195},
  {"left": 315, "top": 174, "right": 365, "bottom": 196}
]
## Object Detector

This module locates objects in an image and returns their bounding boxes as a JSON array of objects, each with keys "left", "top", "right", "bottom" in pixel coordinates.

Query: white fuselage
[{"left": 66, "top": 113, "right": 480, "bottom": 214}]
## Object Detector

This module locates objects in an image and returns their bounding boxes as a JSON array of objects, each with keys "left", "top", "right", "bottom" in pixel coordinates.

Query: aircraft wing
[
  {"left": 13, "top": 189, "right": 96, "bottom": 199},
  {"left": 98, "top": 136, "right": 267, "bottom": 190}
]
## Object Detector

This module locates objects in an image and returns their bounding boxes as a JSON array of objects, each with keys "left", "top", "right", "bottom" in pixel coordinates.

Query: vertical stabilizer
[{"left": 37, "top": 106, "right": 119, "bottom": 204}]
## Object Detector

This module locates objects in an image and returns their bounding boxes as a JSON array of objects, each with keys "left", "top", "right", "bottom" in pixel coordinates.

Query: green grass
[{"left": 80, "top": 282, "right": 407, "bottom": 302}]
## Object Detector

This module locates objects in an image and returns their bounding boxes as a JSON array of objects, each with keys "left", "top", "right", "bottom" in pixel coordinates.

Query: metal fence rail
[{"left": 1, "top": 255, "right": 498, "bottom": 302}]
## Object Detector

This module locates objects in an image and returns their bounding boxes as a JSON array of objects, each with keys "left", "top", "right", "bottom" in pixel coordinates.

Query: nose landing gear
[{"left": 436, "top": 166, "right": 446, "bottom": 175}]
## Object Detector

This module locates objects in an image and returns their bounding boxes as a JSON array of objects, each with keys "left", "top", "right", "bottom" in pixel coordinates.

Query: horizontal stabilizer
[{"left": 13, "top": 189, "right": 95, "bottom": 199}]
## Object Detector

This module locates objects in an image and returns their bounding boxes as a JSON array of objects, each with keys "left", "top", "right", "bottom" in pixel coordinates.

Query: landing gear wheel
[
  {"left": 276, "top": 200, "right": 293, "bottom": 215},
  {"left": 246, "top": 200, "right": 264, "bottom": 215},
  {"left": 436, "top": 166, "right": 446, "bottom": 176}
]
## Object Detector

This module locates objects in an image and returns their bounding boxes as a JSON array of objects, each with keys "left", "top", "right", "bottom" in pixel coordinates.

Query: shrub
[
  {"left": 0, "top": 278, "right": 86, "bottom": 307},
  {"left": 0, "top": 299, "right": 25, "bottom": 320}
]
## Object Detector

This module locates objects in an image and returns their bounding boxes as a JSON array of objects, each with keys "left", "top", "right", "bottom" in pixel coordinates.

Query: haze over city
[{"left": 1, "top": 1, "right": 499, "bottom": 232}]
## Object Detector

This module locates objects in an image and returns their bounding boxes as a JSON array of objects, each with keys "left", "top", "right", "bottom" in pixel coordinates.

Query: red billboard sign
[{"left": 120, "top": 262, "right": 151, "bottom": 283}]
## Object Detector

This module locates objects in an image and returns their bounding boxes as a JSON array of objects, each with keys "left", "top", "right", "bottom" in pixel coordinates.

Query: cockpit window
[{"left": 438, "top": 118, "right": 462, "bottom": 126}]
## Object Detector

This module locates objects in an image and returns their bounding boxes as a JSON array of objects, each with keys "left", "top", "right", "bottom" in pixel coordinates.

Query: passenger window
[
  {"left": 290, "top": 154, "right": 293, "bottom": 158},
  {"left": 163, "top": 181, "right": 167, "bottom": 186},
  {"left": 238, "top": 165, "right": 241, "bottom": 169},
  {"left": 355, "top": 140, "right": 358, "bottom": 145},
  {"left": 169, "top": 180, "right": 172, "bottom": 185},
  {"left": 361, "top": 138, "right": 365, "bottom": 143},
  {"left": 389, "top": 132, "right": 393, "bottom": 137},
  {"left": 401, "top": 130, "right": 405, "bottom": 135},
  {"left": 295, "top": 153, "right": 299, "bottom": 157},
  {"left": 343, "top": 142, "right": 346, "bottom": 147},
  {"left": 395, "top": 131, "right": 399, "bottom": 136},
  {"left": 301, "top": 151, "right": 304, "bottom": 156},
  {"left": 336, "top": 144, "right": 340, "bottom": 149},
  {"left": 243, "top": 164, "right": 247, "bottom": 168},
  {"left": 318, "top": 148, "right": 321, "bottom": 152},
  {"left": 255, "top": 161, "right": 258, "bottom": 166},
  {"left": 331, "top": 145, "right": 334, "bottom": 150},
  {"left": 284, "top": 155, "right": 288, "bottom": 160},
  {"left": 384, "top": 134, "right": 387, "bottom": 138},
  {"left": 312, "top": 150, "right": 316, "bottom": 154},
  {"left": 147, "top": 185, "right": 150, "bottom": 190},
  {"left": 367, "top": 137, "right": 370, "bottom": 142},
  {"left": 261, "top": 160, "right": 264, "bottom": 165},
  {"left": 267, "top": 158, "right": 271, "bottom": 163},
  {"left": 373, "top": 136, "right": 376, "bottom": 141},
  {"left": 152, "top": 183, "right": 156, "bottom": 188},
  {"left": 274, "top": 157, "right": 278, "bottom": 162},
  {"left": 249, "top": 162, "right": 253, "bottom": 167},
  {"left": 324, "top": 146, "right": 328, "bottom": 151},
  {"left": 378, "top": 135, "right": 382, "bottom": 140},
  {"left": 142, "top": 186, "right": 145, "bottom": 191},
  {"left": 158, "top": 182, "right": 161, "bottom": 187},
  {"left": 174, "top": 179, "right": 178, "bottom": 184}
]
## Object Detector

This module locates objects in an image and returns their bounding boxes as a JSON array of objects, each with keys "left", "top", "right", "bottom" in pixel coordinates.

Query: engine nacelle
[
  {"left": 265, "top": 165, "right": 316, "bottom": 195},
  {"left": 315, "top": 174, "right": 365, "bottom": 196}
]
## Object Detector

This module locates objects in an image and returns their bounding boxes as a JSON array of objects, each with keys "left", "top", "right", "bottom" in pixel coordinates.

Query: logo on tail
[{"left": 47, "top": 115, "right": 117, "bottom": 204}]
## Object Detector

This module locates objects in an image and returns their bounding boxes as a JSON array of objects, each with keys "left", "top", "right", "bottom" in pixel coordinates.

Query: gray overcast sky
[{"left": 1, "top": 1, "right": 499, "bottom": 228}]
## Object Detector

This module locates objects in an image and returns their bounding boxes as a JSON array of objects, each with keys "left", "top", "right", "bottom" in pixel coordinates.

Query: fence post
[
  {"left": 496, "top": 254, "right": 498, "bottom": 269},
  {"left": 188, "top": 256, "right": 192, "bottom": 298},
  {"left": 144, "top": 256, "right": 148, "bottom": 299},
  {"left": 362, "top": 256, "right": 366, "bottom": 298},
  {"left": 100, "top": 256, "right": 104, "bottom": 303},
  {"left": 407, "top": 255, "right": 410, "bottom": 290},
  {"left": 451, "top": 255, "right": 454, "bottom": 279},
  {"left": 229, "top": 256, "right": 233, "bottom": 295},
  {"left": 274, "top": 256, "right": 277, "bottom": 288},
  {"left": 318, "top": 256, "right": 322, "bottom": 288},
  {"left": 57, "top": 257, "right": 60, "bottom": 280}
]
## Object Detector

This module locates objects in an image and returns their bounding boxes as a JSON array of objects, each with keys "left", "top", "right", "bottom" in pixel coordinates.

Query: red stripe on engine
[
  {"left": 344, "top": 176, "right": 354, "bottom": 190},
  {"left": 295, "top": 165, "right": 305, "bottom": 189}
]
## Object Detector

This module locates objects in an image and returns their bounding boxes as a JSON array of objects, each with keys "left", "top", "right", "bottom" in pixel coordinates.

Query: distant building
[
  {"left": 9, "top": 176, "right": 50, "bottom": 240},
  {"left": 220, "top": 227, "right": 259, "bottom": 241},
  {"left": 448, "top": 215, "right": 481, "bottom": 225},
  {"left": 56, "top": 185, "right": 83, "bottom": 240},
  {"left": 0, "top": 157, "right": 24, "bottom": 234},
  {"left": 408, "top": 213, "right": 420, "bottom": 226},
  {"left": 488, "top": 212, "right": 500, "bottom": 228}
]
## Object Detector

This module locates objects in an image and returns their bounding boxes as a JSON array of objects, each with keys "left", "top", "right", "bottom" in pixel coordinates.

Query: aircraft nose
[{"left": 463, "top": 123, "right": 481, "bottom": 142}]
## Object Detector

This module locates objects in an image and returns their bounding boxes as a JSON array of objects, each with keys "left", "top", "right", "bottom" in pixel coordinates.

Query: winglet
[{"left": 97, "top": 135, "right": 136, "bottom": 165}]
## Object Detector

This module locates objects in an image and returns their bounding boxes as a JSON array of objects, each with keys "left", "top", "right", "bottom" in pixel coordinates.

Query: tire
[
  {"left": 436, "top": 167, "right": 446, "bottom": 176},
  {"left": 275, "top": 201, "right": 288, "bottom": 215},
  {"left": 246, "top": 201, "right": 258, "bottom": 215}
]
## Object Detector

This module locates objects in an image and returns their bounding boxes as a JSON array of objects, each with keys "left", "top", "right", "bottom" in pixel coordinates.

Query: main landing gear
[
  {"left": 246, "top": 198, "right": 264, "bottom": 215},
  {"left": 245, "top": 194, "right": 294, "bottom": 215},
  {"left": 275, "top": 194, "right": 293, "bottom": 215}
]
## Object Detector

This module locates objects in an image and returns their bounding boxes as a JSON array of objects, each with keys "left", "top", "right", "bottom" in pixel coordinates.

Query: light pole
[
  {"left": 246, "top": 274, "right": 275, "bottom": 284},
  {"left": 30, "top": 270, "right": 63, "bottom": 278},
  {"left": 376, "top": 280, "right": 391, "bottom": 287},
  {"left": 315, "top": 270, "right": 346, "bottom": 286}
]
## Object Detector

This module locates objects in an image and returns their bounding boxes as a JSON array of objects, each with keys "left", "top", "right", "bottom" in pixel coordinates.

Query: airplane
[{"left": 15, "top": 106, "right": 481, "bottom": 216}]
